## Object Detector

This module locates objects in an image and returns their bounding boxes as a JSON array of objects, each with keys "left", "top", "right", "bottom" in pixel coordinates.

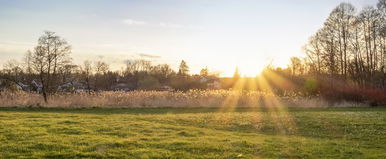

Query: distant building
[
  {"left": 158, "top": 85, "right": 174, "bottom": 92},
  {"left": 200, "top": 76, "right": 221, "bottom": 89},
  {"left": 16, "top": 82, "right": 30, "bottom": 91},
  {"left": 207, "top": 80, "right": 221, "bottom": 89},
  {"left": 31, "top": 80, "right": 43, "bottom": 93},
  {"left": 110, "top": 83, "right": 135, "bottom": 91},
  {"left": 0, "top": 79, "right": 29, "bottom": 92},
  {"left": 58, "top": 81, "right": 87, "bottom": 92}
]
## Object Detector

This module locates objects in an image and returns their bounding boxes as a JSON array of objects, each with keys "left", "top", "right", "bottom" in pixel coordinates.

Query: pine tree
[{"left": 178, "top": 60, "right": 189, "bottom": 75}]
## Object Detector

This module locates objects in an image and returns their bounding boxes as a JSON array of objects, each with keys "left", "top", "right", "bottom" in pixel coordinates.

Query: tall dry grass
[{"left": 0, "top": 90, "right": 366, "bottom": 108}]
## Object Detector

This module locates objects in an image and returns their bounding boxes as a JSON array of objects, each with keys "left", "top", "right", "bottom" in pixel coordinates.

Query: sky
[{"left": 0, "top": 0, "right": 379, "bottom": 76}]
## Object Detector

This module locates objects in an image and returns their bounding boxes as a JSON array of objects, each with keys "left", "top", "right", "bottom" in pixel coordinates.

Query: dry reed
[{"left": 0, "top": 90, "right": 366, "bottom": 108}]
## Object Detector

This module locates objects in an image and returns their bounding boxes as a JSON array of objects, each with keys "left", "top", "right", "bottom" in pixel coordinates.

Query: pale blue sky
[{"left": 0, "top": 0, "right": 379, "bottom": 76}]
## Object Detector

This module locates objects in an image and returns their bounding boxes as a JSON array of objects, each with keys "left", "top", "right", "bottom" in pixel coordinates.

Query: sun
[
  {"left": 237, "top": 65, "right": 266, "bottom": 77},
  {"left": 218, "top": 64, "right": 267, "bottom": 77},
  {"left": 241, "top": 67, "right": 264, "bottom": 77},
  {"left": 212, "top": 57, "right": 270, "bottom": 77},
  {"left": 236, "top": 61, "right": 266, "bottom": 77}
]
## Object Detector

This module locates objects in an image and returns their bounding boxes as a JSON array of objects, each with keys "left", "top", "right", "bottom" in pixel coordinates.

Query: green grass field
[{"left": 0, "top": 107, "right": 386, "bottom": 159}]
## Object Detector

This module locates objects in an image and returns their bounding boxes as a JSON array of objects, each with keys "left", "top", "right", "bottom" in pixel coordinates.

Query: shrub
[{"left": 137, "top": 76, "right": 160, "bottom": 90}]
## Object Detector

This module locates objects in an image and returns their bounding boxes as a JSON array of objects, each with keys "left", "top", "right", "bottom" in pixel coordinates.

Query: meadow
[{"left": 1, "top": 107, "right": 385, "bottom": 158}]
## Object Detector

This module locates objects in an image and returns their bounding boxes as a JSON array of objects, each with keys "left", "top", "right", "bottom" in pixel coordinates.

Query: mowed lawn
[{"left": 0, "top": 107, "right": 386, "bottom": 159}]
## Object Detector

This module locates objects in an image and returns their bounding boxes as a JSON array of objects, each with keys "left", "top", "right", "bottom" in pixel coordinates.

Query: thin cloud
[
  {"left": 159, "top": 22, "right": 202, "bottom": 29},
  {"left": 122, "top": 19, "right": 147, "bottom": 25},
  {"left": 121, "top": 19, "right": 201, "bottom": 30},
  {"left": 138, "top": 53, "right": 161, "bottom": 59}
]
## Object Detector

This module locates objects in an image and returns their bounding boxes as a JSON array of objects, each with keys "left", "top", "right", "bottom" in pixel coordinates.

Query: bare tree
[
  {"left": 94, "top": 60, "right": 109, "bottom": 91},
  {"left": 124, "top": 59, "right": 152, "bottom": 74},
  {"left": 1, "top": 60, "right": 24, "bottom": 89},
  {"left": 200, "top": 67, "right": 209, "bottom": 76},
  {"left": 149, "top": 64, "right": 175, "bottom": 84},
  {"left": 302, "top": 0, "right": 386, "bottom": 87},
  {"left": 304, "top": 31, "right": 323, "bottom": 74},
  {"left": 81, "top": 60, "right": 93, "bottom": 93},
  {"left": 26, "top": 31, "right": 72, "bottom": 102},
  {"left": 289, "top": 57, "right": 303, "bottom": 76}
]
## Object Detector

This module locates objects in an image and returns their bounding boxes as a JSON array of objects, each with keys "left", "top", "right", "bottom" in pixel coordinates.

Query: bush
[
  {"left": 137, "top": 76, "right": 160, "bottom": 90},
  {"left": 303, "top": 78, "right": 318, "bottom": 96},
  {"left": 316, "top": 77, "right": 386, "bottom": 106}
]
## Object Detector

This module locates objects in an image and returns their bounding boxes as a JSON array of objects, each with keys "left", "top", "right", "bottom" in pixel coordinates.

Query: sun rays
[{"left": 220, "top": 69, "right": 299, "bottom": 136}]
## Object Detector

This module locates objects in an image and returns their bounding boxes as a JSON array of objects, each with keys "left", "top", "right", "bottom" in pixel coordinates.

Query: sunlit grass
[{"left": 0, "top": 107, "right": 385, "bottom": 158}]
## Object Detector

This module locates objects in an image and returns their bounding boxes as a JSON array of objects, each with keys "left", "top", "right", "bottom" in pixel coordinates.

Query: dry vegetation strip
[
  {"left": 0, "top": 107, "right": 385, "bottom": 158},
  {"left": 0, "top": 90, "right": 365, "bottom": 108}
]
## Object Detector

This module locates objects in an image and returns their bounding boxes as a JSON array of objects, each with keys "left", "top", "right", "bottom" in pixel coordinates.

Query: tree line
[
  {"left": 294, "top": 0, "right": 386, "bottom": 88},
  {"left": 0, "top": 31, "right": 219, "bottom": 102}
]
